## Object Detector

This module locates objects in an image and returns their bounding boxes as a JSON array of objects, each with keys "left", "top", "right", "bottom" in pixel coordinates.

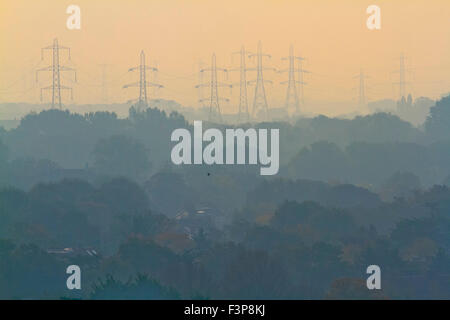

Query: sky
[{"left": 1, "top": 0, "right": 450, "bottom": 116}]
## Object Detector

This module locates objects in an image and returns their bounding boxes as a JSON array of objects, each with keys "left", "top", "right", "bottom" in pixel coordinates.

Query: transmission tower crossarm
[
  {"left": 36, "top": 66, "right": 52, "bottom": 81},
  {"left": 249, "top": 53, "right": 271, "bottom": 58},
  {"left": 123, "top": 82, "right": 139, "bottom": 88},
  {"left": 200, "top": 67, "right": 228, "bottom": 72},
  {"left": 59, "top": 85, "right": 72, "bottom": 89},
  {"left": 128, "top": 66, "right": 158, "bottom": 72},
  {"left": 146, "top": 82, "right": 164, "bottom": 88},
  {"left": 60, "top": 66, "right": 77, "bottom": 81}
]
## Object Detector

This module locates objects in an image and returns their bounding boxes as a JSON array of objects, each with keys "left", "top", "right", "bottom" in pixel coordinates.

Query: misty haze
[{"left": 0, "top": 0, "right": 449, "bottom": 301}]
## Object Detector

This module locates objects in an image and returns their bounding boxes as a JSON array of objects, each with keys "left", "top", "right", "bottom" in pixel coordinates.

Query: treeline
[
  {"left": 0, "top": 177, "right": 449, "bottom": 299},
  {"left": 1, "top": 96, "right": 450, "bottom": 191},
  {"left": 0, "top": 95, "right": 450, "bottom": 299}
]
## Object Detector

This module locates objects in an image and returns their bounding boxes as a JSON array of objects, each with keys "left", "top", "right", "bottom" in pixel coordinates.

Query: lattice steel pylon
[
  {"left": 393, "top": 53, "right": 411, "bottom": 100},
  {"left": 279, "top": 45, "right": 309, "bottom": 115},
  {"left": 195, "top": 53, "right": 231, "bottom": 123},
  {"left": 123, "top": 50, "right": 163, "bottom": 109},
  {"left": 230, "top": 46, "right": 251, "bottom": 122},
  {"left": 248, "top": 41, "right": 273, "bottom": 120},
  {"left": 152, "top": 60, "right": 160, "bottom": 99},
  {"left": 98, "top": 63, "right": 112, "bottom": 104},
  {"left": 281, "top": 45, "right": 299, "bottom": 113},
  {"left": 296, "top": 56, "right": 310, "bottom": 107},
  {"left": 354, "top": 68, "right": 368, "bottom": 109},
  {"left": 36, "top": 38, "right": 76, "bottom": 109},
  {"left": 197, "top": 60, "right": 206, "bottom": 109}
]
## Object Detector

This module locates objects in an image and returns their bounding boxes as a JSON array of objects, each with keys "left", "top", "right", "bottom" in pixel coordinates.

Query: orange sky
[{"left": 1, "top": 0, "right": 450, "bottom": 115}]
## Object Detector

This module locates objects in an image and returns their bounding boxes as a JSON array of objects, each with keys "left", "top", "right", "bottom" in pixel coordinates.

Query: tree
[
  {"left": 90, "top": 274, "right": 180, "bottom": 300},
  {"left": 379, "top": 171, "right": 421, "bottom": 201},
  {"left": 92, "top": 135, "right": 151, "bottom": 181},
  {"left": 144, "top": 170, "right": 196, "bottom": 217},
  {"left": 326, "top": 278, "right": 387, "bottom": 299},
  {"left": 425, "top": 95, "right": 450, "bottom": 140},
  {"left": 0, "top": 139, "right": 8, "bottom": 186}
]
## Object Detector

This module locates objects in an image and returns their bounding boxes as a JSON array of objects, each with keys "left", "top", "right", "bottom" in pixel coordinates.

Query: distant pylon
[
  {"left": 393, "top": 53, "right": 411, "bottom": 100},
  {"left": 248, "top": 41, "right": 273, "bottom": 120},
  {"left": 399, "top": 53, "right": 406, "bottom": 99},
  {"left": 279, "top": 45, "right": 309, "bottom": 115},
  {"left": 197, "top": 60, "right": 205, "bottom": 109},
  {"left": 195, "top": 53, "right": 231, "bottom": 123},
  {"left": 354, "top": 68, "right": 368, "bottom": 108},
  {"left": 123, "top": 50, "right": 163, "bottom": 109},
  {"left": 210, "top": 54, "right": 220, "bottom": 121},
  {"left": 152, "top": 60, "right": 159, "bottom": 99},
  {"left": 98, "top": 63, "right": 111, "bottom": 104},
  {"left": 36, "top": 38, "right": 76, "bottom": 109},
  {"left": 281, "top": 45, "right": 300, "bottom": 113},
  {"left": 297, "top": 58, "right": 310, "bottom": 106},
  {"left": 230, "top": 46, "right": 251, "bottom": 122}
]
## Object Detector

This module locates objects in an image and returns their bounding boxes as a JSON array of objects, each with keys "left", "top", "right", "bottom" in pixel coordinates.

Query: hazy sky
[{"left": 1, "top": 0, "right": 450, "bottom": 115}]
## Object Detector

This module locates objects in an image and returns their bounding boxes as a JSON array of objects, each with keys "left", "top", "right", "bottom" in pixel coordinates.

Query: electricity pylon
[
  {"left": 279, "top": 45, "right": 300, "bottom": 114},
  {"left": 393, "top": 53, "right": 411, "bottom": 100},
  {"left": 296, "top": 55, "right": 310, "bottom": 107},
  {"left": 279, "top": 45, "right": 310, "bottom": 115},
  {"left": 36, "top": 38, "right": 76, "bottom": 109},
  {"left": 152, "top": 60, "right": 160, "bottom": 99},
  {"left": 248, "top": 41, "right": 274, "bottom": 120},
  {"left": 353, "top": 68, "right": 369, "bottom": 109},
  {"left": 98, "top": 63, "right": 112, "bottom": 104},
  {"left": 230, "top": 46, "right": 251, "bottom": 122},
  {"left": 195, "top": 53, "right": 231, "bottom": 123},
  {"left": 197, "top": 59, "right": 206, "bottom": 109},
  {"left": 123, "top": 50, "right": 163, "bottom": 109}
]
